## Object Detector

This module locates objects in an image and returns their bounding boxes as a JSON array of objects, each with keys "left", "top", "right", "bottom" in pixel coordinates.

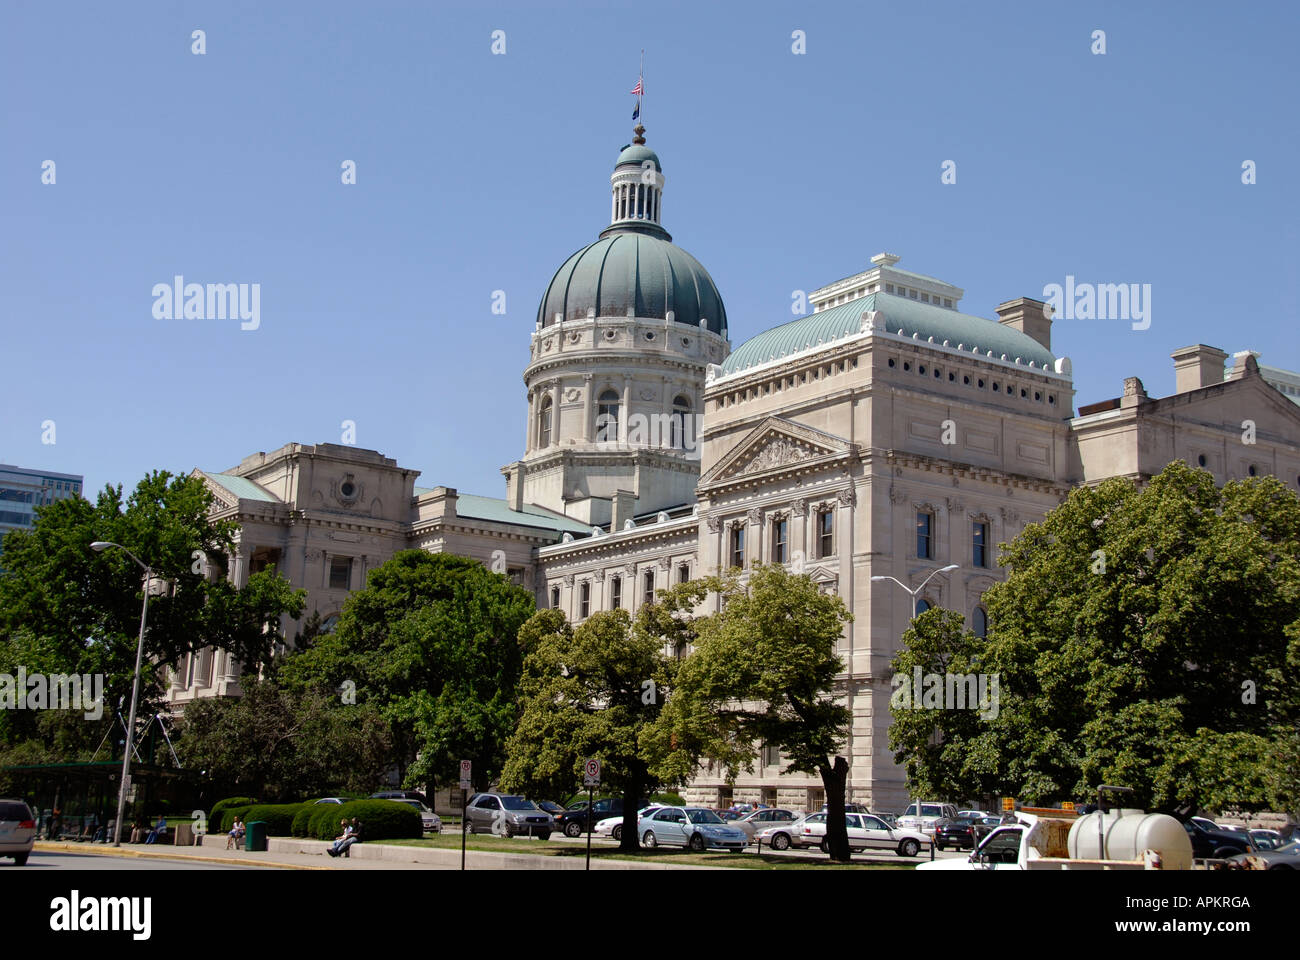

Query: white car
[
  {"left": 395, "top": 799, "right": 442, "bottom": 833},
  {"left": 593, "top": 805, "right": 663, "bottom": 842},
  {"left": 897, "top": 801, "right": 958, "bottom": 835},
  {"left": 796, "top": 812, "right": 931, "bottom": 857},
  {"left": 0, "top": 800, "right": 37, "bottom": 866}
]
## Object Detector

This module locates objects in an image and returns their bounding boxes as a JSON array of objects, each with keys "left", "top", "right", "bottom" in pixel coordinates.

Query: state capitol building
[{"left": 170, "top": 122, "right": 1300, "bottom": 812}]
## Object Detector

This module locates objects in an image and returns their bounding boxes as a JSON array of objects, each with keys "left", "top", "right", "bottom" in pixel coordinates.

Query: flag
[
  {"left": 630, "top": 78, "right": 643, "bottom": 96},
  {"left": 632, "top": 101, "right": 640, "bottom": 121}
]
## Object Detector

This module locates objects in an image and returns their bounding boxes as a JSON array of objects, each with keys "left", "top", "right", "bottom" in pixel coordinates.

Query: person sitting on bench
[
  {"left": 145, "top": 816, "right": 168, "bottom": 844},
  {"left": 227, "top": 818, "right": 245, "bottom": 849}
]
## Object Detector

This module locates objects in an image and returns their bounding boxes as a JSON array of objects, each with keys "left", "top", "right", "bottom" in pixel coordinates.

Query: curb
[{"left": 33, "top": 842, "right": 327, "bottom": 871}]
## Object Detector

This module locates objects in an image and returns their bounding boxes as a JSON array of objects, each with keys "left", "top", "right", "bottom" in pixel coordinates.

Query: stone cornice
[{"left": 883, "top": 449, "right": 1071, "bottom": 497}]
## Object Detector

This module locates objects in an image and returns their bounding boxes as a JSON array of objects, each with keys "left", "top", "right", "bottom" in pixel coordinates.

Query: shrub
[
  {"left": 243, "top": 803, "right": 306, "bottom": 837},
  {"left": 210, "top": 797, "right": 257, "bottom": 833},
  {"left": 308, "top": 800, "right": 422, "bottom": 841},
  {"left": 291, "top": 805, "right": 319, "bottom": 837},
  {"left": 651, "top": 793, "right": 686, "bottom": 807}
]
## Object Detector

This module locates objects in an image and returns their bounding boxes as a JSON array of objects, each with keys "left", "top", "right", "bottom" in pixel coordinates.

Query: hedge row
[{"left": 209, "top": 797, "right": 422, "bottom": 841}]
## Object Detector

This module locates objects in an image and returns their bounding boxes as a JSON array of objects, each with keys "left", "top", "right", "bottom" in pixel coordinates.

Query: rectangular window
[
  {"left": 580, "top": 582, "right": 590, "bottom": 618},
  {"left": 677, "top": 563, "right": 689, "bottom": 584},
  {"left": 762, "top": 742, "right": 780, "bottom": 767},
  {"left": 730, "top": 526, "right": 745, "bottom": 569},
  {"left": 916, "top": 512, "right": 933, "bottom": 559},
  {"left": 921, "top": 292, "right": 930, "bottom": 303},
  {"left": 819, "top": 510, "right": 834, "bottom": 558},
  {"left": 329, "top": 557, "right": 351, "bottom": 590},
  {"left": 549, "top": 585, "right": 560, "bottom": 609},
  {"left": 643, "top": 569, "right": 655, "bottom": 606},
  {"left": 773, "top": 517, "right": 788, "bottom": 563},
  {"left": 610, "top": 575, "right": 622, "bottom": 609},
  {"left": 973, "top": 521, "right": 988, "bottom": 568}
]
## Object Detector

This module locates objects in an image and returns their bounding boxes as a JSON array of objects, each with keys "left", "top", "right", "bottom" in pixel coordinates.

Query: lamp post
[
  {"left": 871, "top": 563, "right": 959, "bottom": 827},
  {"left": 90, "top": 540, "right": 153, "bottom": 847}
]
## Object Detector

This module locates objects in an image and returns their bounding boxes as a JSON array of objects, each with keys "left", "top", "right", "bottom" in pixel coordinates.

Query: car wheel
[
  {"left": 819, "top": 838, "right": 830, "bottom": 854},
  {"left": 537, "top": 830, "right": 550, "bottom": 841},
  {"left": 936, "top": 843, "right": 945, "bottom": 851},
  {"left": 899, "top": 839, "right": 920, "bottom": 857},
  {"left": 689, "top": 833, "right": 705, "bottom": 852},
  {"left": 771, "top": 833, "right": 790, "bottom": 851},
  {"left": 612, "top": 825, "right": 622, "bottom": 841},
  {"left": 1213, "top": 847, "right": 1239, "bottom": 860},
  {"left": 14, "top": 853, "right": 28, "bottom": 866},
  {"left": 642, "top": 830, "right": 657, "bottom": 849},
  {"left": 564, "top": 821, "right": 582, "bottom": 838},
  {"left": 1267, "top": 864, "right": 1294, "bottom": 870}
]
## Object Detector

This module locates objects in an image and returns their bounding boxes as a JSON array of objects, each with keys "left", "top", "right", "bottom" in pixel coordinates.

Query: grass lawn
[{"left": 381, "top": 833, "right": 915, "bottom": 870}]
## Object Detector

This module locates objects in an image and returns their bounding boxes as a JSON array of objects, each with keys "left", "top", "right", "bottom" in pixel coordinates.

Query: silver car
[
  {"left": 395, "top": 799, "right": 442, "bottom": 833},
  {"left": 731, "top": 808, "right": 800, "bottom": 843},
  {"left": 639, "top": 806, "right": 748, "bottom": 852},
  {"left": 465, "top": 794, "right": 553, "bottom": 839},
  {"left": 0, "top": 800, "right": 36, "bottom": 866}
]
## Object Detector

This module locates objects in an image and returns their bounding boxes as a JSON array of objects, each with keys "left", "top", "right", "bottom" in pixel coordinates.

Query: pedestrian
[{"left": 326, "top": 818, "right": 352, "bottom": 857}]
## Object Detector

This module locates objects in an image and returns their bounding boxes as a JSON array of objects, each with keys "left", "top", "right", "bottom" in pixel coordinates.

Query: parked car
[
  {"left": 1249, "top": 829, "right": 1284, "bottom": 850},
  {"left": 370, "top": 790, "right": 429, "bottom": 806},
  {"left": 394, "top": 799, "right": 442, "bottom": 833},
  {"left": 465, "top": 794, "right": 553, "bottom": 839},
  {"left": 898, "top": 802, "right": 958, "bottom": 835},
  {"left": 556, "top": 797, "right": 647, "bottom": 838},
  {"left": 639, "top": 806, "right": 748, "bottom": 852},
  {"left": 1226, "top": 839, "right": 1300, "bottom": 870},
  {"left": 970, "top": 816, "right": 1004, "bottom": 844},
  {"left": 1180, "top": 817, "right": 1255, "bottom": 859},
  {"left": 755, "top": 814, "right": 817, "bottom": 851},
  {"left": 731, "top": 808, "right": 800, "bottom": 843},
  {"left": 313, "top": 797, "right": 348, "bottom": 805},
  {"left": 535, "top": 801, "right": 565, "bottom": 819},
  {"left": 0, "top": 800, "right": 36, "bottom": 866},
  {"left": 957, "top": 810, "right": 995, "bottom": 821},
  {"left": 797, "top": 812, "right": 931, "bottom": 857},
  {"left": 934, "top": 817, "right": 978, "bottom": 851},
  {"left": 821, "top": 802, "right": 872, "bottom": 815},
  {"left": 594, "top": 805, "right": 664, "bottom": 842}
]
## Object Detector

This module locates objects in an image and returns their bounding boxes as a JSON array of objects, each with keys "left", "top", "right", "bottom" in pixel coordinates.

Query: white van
[{"left": 897, "top": 801, "right": 958, "bottom": 835}]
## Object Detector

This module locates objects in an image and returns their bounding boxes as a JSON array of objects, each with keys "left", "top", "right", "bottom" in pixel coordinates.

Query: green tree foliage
[
  {"left": 0, "top": 471, "right": 304, "bottom": 766},
  {"left": 278, "top": 551, "right": 535, "bottom": 791},
  {"left": 501, "top": 608, "right": 676, "bottom": 852},
  {"left": 653, "top": 565, "right": 856, "bottom": 860},
  {"left": 891, "top": 462, "right": 1300, "bottom": 814},
  {"left": 175, "top": 677, "right": 391, "bottom": 801}
]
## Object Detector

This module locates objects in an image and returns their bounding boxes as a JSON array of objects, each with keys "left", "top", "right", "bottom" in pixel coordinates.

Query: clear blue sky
[{"left": 3, "top": 0, "right": 1296, "bottom": 500}]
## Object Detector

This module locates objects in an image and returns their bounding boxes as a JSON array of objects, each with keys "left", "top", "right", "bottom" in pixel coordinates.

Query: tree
[
  {"left": 175, "top": 676, "right": 392, "bottom": 801},
  {"left": 0, "top": 471, "right": 304, "bottom": 763},
  {"left": 500, "top": 608, "right": 676, "bottom": 852},
  {"left": 278, "top": 551, "right": 535, "bottom": 792},
  {"left": 892, "top": 461, "right": 1300, "bottom": 813},
  {"left": 653, "top": 565, "right": 855, "bottom": 860}
]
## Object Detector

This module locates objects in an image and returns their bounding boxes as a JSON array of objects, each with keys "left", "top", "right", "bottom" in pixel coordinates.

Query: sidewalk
[{"left": 35, "top": 835, "right": 728, "bottom": 870}]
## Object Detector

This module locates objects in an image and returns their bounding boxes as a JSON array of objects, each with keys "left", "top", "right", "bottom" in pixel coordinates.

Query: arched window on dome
[
  {"left": 537, "top": 395, "right": 553, "bottom": 449},
  {"left": 596, "top": 390, "right": 621, "bottom": 442},
  {"left": 670, "top": 395, "right": 692, "bottom": 449},
  {"left": 972, "top": 606, "right": 988, "bottom": 639}
]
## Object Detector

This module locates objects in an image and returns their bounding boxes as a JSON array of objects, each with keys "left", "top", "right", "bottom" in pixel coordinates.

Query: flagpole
[{"left": 639, "top": 49, "right": 644, "bottom": 124}]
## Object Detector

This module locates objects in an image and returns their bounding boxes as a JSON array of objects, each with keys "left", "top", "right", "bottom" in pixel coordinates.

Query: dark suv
[
  {"left": 1180, "top": 818, "right": 1255, "bottom": 860},
  {"left": 557, "top": 797, "right": 648, "bottom": 838}
]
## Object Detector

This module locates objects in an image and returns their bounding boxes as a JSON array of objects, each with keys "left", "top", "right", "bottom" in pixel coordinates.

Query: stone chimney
[
  {"left": 996, "top": 298, "right": 1052, "bottom": 351},
  {"left": 611, "top": 489, "right": 637, "bottom": 533},
  {"left": 1171, "top": 344, "right": 1227, "bottom": 393},
  {"left": 427, "top": 486, "right": 458, "bottom": 519}
]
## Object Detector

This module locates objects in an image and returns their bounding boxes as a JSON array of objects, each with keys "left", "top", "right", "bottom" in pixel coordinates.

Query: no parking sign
[{"left": 583, "top": 758, "right": 601, "bottom": 787}]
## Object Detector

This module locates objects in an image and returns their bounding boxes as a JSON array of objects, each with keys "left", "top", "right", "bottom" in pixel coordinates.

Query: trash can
[{"left": 245, "top": 821, "right": 268, "bottom": 852}]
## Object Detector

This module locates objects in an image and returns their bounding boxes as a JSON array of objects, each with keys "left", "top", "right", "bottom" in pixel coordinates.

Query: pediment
[
  {"left": 699, "top": 417, "right": 856, "bottom": 489},
  {"left": 192, "top": 470, "right": 238, "bottom": 512}
]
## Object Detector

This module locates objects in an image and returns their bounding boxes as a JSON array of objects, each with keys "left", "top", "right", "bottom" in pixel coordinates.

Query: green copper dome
[
  {"left": 537, "top": 232, "right": 727, "bottom": 334},
  {"left": 615, "top": 144, "right": 661, "bottom": 171},
  {"left": 721, "top": 293, "right": 1057, "bottom": 375}
]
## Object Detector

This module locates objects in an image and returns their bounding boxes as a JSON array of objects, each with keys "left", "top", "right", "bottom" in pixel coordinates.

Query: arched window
[
  {"left": 596, "top": 390, "right": 620, "bottom": 442},
  {"left": 972, "top": 606, "right": 988, "bottom": 638},
  {"left": 537, "top": 395, "right": 553, "bottom": 448},
  {"left": 915, "top": 598, "right": 931, "bottom": 616},
  {"left": 670, "top": 395, "right": 691, "bottom": 448}
]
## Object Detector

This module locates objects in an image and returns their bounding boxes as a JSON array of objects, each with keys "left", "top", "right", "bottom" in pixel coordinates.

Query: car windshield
[
  {"left": 921, "top": 805, "right": 943, "bottom": 817},
  {"left": 686, "top": 809, "right": 723, "bottom": 825},
  {"left": 501, "top": 797, "right": 536, "bottom": 811}
]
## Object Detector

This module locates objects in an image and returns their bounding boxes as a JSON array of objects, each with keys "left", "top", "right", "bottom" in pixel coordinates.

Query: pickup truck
[{"left": 917, "top": 810, "right": 1193, "bottom": 871}]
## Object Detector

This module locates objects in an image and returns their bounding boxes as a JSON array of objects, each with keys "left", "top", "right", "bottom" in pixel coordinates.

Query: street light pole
[{"left": 91, "top": 541, "right": 152, "bottom": 848}]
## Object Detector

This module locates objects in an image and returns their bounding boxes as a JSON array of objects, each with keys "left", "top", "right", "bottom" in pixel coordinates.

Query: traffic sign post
[
  {"left": 583, "top": 759, "right": 600, "bottom": 870},
  {"left": 460, "top": 760, "right": 472, "bottom": 871}
]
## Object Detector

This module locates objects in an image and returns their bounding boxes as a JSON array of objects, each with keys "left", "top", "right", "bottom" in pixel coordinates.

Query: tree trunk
[
  {"left": 821, "top": 756, "right": 851, "bottom": 862},
  {"left": 619, "top": 783, "right": 641, "bottom": 853}
]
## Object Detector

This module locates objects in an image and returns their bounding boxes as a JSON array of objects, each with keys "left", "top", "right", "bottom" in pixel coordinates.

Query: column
[
  {"left": 619, "top": 376, "right": 631, "bottom": 443},
  {"left": 582, "top": 375, "right": 593, "bottom": 442},
  {"left": 661, "top": 376, "right": 672, "bottom": 447}
]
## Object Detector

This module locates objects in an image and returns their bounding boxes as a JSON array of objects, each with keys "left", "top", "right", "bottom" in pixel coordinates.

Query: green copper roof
[
  {"left": 615, "top": 144, "right": 661, "bottom": 171},
  {"left": 413, "top": 490, "right": 593, "bottom": 537},
  {"left": 207, "top": 472, "right": 279, "bottom": 503},
  {"left": 721, "top": 293, "right": 1056, "bottom": 375},
  {"left": 537, "top": 232, "right": 727, "bottom": 334}
]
